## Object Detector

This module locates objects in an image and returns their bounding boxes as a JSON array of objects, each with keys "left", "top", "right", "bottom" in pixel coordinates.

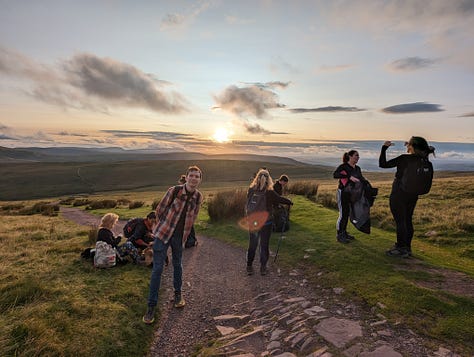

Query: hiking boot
[
  {"left": 246, "top": 265, "right": 254, "bottom": 276},
  {"left": 174, "top": 294, "right": 186, "bottom": 308},
  {"left": 336, "top": 232, "right": 350, "bottom": 244},
  {"left": 385, "top": 247, "right": 409, "bottom": 258},
  {"left": 345, "top": 232, "right": 355, "bottom": 240},
  {"left": 142, "top": 306, "right": 155, "bottom": 324},
  {"left": 260, "top": 265, "right": 268, "bottom": 276}
]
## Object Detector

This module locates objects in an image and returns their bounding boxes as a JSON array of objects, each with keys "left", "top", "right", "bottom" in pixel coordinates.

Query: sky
[{"left": 1, "top": 0, "right": 473, "bottom": 165}]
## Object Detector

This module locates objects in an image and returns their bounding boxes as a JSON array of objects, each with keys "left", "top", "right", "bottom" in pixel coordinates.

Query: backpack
[
  {"left": 400, "top": 156, "right": 433, "bottom": 195},
  {"left": 94, "top": 241, "right": 117, "bottom": 268},
  {"left": 123, "top": 218, "right": 142, "bottom": 238},
  {"left": 245, "top": 189, "right": 267, "bottom": 215},
  {"left": 272, "top": 205, "right": 290, "bottom": 232}
]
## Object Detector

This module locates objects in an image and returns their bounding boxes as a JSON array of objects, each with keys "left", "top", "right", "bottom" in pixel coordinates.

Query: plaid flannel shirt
[{"left": 154, "top": 185, "right": 202, "bottom": 244}]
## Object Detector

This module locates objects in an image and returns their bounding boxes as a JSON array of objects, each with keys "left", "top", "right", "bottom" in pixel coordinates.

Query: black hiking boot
[
  {"left": 385, "top": 247, "right": 409, "bottom": 258},
  {"left": 142, "top": 306, "right": 155, "bottom": 324},
  {"left": 336, "top": 231, "right": 350, "bottom": 244},
  {"left": 174, "top": 293, "right": 186, "bottom": 308},
  {"left": 345, "top": 232, "right": 355, "bottom": 240},
  {"left": 246, "top": 265, "right": 254, "bottom": 275}
]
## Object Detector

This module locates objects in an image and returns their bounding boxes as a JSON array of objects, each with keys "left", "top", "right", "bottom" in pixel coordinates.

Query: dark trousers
[
  {"left": 336, "top": 189, "right": 351, "bottom": 233},
  {"left": 247, "top": 223, "right": 272, "bottom": 268},
  {"left": 389, "top": 187, "right": 418, "bottom": 250}
]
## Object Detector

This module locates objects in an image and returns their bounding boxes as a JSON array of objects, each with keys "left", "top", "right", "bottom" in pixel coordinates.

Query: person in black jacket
[
  {"left": 273, "top": 174, "right": 289, "bottom": 195},
  {"left": 97, "top": 213, "right": 122, "bottom": 248},
  {"left": 379, "top": 137, "right": 435, "bottom": 257},
  {"left": 333, "top": 150, "right": 367, "bottom": 243},
  {"left": 246, "top": 169, "right": 293, "bottom": 276}
]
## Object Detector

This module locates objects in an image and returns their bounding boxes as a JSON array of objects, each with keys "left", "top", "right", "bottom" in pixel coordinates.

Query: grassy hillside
[
  {"left": 0, "top": 159, "right": 333, "bottom": 200},
  {"left": 0, "top": 175, "right": 472, "bottom": 355}
]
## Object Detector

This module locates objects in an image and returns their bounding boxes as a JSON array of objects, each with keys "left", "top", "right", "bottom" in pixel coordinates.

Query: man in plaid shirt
[{"left": 143, "top": 165, "right": 203, "bottom": 324}]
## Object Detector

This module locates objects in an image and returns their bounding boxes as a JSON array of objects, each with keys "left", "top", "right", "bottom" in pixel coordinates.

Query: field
[{"left": 0, "top": 161, "right": 473, "bottom": 356}]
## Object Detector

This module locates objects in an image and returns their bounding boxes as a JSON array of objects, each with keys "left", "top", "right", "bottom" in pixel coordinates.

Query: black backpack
[
  {"left": 400, "top": 156, "right": 433, "bottom": 195},
  {"left": 123, "top": 218, "right": 142, "bottom": 238},
  {"left": 245, "top": 189, "right": 267, "bottom": 215}
]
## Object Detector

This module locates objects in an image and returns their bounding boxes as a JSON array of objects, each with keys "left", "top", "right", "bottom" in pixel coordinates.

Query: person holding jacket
[
  {"left": 333, "top": 150, "right": 367, "bottom": 243},
  {"left": 379, "top": 137, "right": 435, "bottom": 257},
  {"left": 246, "top": 168, "right": 293, "bottom": 276}
]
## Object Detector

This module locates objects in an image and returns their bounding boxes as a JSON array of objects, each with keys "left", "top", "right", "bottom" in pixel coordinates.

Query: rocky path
[{"left": 61, "top": 207, "right": 464, "bottom": 357}]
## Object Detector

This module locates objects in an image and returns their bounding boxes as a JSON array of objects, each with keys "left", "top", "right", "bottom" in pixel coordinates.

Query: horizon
[
  {"left": 2, "top": 139, "right": 473, "bottom": 171},
  {"left": 1, "top": 1, "right": 473, "bottom": 154}
]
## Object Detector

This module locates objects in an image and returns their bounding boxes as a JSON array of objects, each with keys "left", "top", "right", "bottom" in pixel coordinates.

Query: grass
[
  {"left": 0, "top": 214, "right": 154, "bottom": 357},
  {"left": 0, "top": 173, "right": 473, "bottom": 356}
]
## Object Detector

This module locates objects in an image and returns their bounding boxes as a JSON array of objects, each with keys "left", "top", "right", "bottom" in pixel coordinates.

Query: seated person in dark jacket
[
  {"left": 97, "top": 213, "right": 122, "bottom": 248},
  {"left": 127, "top": 212, "right": 157, "bottom": 250}
]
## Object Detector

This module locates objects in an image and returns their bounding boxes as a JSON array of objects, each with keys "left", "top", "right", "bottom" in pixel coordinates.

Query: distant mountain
[{"left": 0, "top": 146, "right": 308, "bottom": 166}]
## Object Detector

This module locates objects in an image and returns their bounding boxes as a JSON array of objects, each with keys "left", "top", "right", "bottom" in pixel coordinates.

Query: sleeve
[
  {"left": 333, "top": 164, "right": 349, "bottom": 179},
  {"left": 155, "top": 186, "right": 176, "bottom": 220},
  {"left": 379, "top": 146, "right": 399, "bottom": 168},
  {"left": 270, "top": 190, "right": 292, "bottom": 206}
]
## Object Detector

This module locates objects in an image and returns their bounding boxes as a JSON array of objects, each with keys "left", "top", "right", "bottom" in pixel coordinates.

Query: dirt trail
[{"left": 61, "top": 207, "right": 471, "bottom": 357}]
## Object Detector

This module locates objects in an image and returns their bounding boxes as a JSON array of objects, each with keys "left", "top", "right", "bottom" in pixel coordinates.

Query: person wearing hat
[{"left": 379, "top": 136, "right": 435, "bottom": 257}]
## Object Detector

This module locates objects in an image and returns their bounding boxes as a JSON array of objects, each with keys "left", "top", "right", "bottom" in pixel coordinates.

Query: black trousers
[
  {"left": 389, "top": 186, "right": 418, "bottom": 250},
  {"left": 247, "top": 223, "right": 272, "bottom": 267},
  {"left": 336, "top": 188, "right": 351, "bottom": 233}
]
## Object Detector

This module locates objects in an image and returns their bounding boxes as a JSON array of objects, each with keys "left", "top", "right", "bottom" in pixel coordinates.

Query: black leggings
[
  {"left": 389, "top": 187, "right": 418, "bottom": 250},
  {"left": 336, "top": 189, "right": 351, "bottom": 233}
]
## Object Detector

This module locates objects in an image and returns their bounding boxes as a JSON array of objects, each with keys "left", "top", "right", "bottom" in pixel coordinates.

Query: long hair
[
  {"left": 409, "top": 136, "right": 436, "bottom": 158},
  {"left": 342, "top": 150, "right": 358, "bottom": 163},
  {"left": 249, "top": 169, "right": 274, "bottom": 191},
  {"left": 99, "top": 213, "right": 119, "bottom": 230}
]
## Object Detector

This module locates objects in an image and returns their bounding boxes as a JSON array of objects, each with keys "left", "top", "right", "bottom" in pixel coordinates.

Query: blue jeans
[{"left": 147, "top": 231, "right": 183, "bottom": 307}]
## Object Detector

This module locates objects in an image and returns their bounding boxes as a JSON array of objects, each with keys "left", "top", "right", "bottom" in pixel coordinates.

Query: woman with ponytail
[
  {"left": 379, "top": 136, "right": 435, "bottom": 257},
  {"left": 333, "top": 150, "right": 367, "bottom": 243}
]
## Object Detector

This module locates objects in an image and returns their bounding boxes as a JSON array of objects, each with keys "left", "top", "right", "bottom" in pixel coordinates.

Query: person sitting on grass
[
  {"left": 120, "top": 212, "right": 157, "bottom": 264},
  {"left": 97, "top": 213, "right": 122, "bottom": 248}
]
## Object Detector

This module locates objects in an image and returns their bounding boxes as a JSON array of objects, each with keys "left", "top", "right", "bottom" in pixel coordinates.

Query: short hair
[
  {"left": 186, "top": 165, "right": 202, "bottom": 179},
  {"left": 146, "top": 212, "right": 156, "bottom": 220},
  {"left": 279, "top": 175, "right": 289, "bottom": 182},
  {"left": 100, "top": 212, "right": 119, "bottom": 229}
]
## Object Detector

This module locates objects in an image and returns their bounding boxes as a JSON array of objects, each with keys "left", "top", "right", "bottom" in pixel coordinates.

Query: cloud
[
  {"left": 269, "top": 56, "right": 300, "bottom": 75},
  {"left": 64, "top": 54, "right": 188, "bottom": 113},
  {"left": 225, "top": 15, "right": 255, "bottom": 25},
  {"left": 0, "top": 47, "right": 189, "bottom": 114},
  {"left": 160, "top": 0, "right": 215, "bottom": 31},
  {"left": 290, "top": 106, "right": 366, "bottom": 113},
  {"left": 459, "top": 112, "right": 474, "bottom": 117},
  {"left": 213, "top": 84, "right": 285, "bottom": 119},
  {"left": 382, "top": 102, "right": 444, "bottom": 114},
  {"left": 387, "top": 57, "right": 438, "bottom": 71},
  {"left": 318, "top": 64, "right": 354, "bottom": 73},
  {"left": 102, "top": 129, "right": 193, "bottom": 141}
]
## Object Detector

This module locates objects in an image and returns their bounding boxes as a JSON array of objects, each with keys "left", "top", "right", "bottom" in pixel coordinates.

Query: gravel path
[{"left": 61, "top": 207, "right": 469, "bottom": 357}]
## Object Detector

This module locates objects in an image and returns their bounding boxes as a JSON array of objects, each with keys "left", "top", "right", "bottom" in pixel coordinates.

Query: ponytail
[{"left": 343, "top": 150, "right": 358, "bottom": 163}]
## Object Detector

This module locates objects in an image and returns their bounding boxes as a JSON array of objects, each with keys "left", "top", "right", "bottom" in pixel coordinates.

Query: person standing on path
[
  {"left": 379, "top": 137, "right": 435, "bottom": 257},
  {"left": 273, "top": 174, "right": 289, "bottom": 195},
  {"left": 246, "top": 168, "right": 293, "bottom": 276},
  {"left": 333, "top": 150, "right": 367, "bottom": 243},
  {"left": 143, "top": 166, "right": 203, "bottom": 324}
]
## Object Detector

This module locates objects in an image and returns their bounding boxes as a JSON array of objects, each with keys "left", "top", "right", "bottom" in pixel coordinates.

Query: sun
[{"left": 212, "top": 127, "right": 230, "bottom": 143}]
